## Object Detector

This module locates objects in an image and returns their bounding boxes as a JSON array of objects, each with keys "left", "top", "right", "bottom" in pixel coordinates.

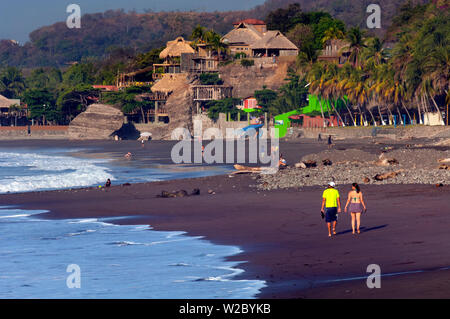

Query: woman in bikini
[{"left": 344, "top": 183, "right": 367, "bottom": 234}]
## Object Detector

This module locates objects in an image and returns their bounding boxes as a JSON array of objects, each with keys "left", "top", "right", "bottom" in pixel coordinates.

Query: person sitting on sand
[
  {"left": 105, "top": 179, "right": 111, "bottom": 188},
  {"left": 321, "top": 182, "right": 341, "bottom": 237},
  {"left": 278, "top": 154, "right": 287, "bottom": 169},
  {"left": 344, "top": 183, "right": 367, "bottom": 234}
]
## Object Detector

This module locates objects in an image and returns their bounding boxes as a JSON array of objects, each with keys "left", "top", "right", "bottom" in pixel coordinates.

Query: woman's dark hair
[{"left": 352, "top": 183, "right": 360, "bottom": 193}]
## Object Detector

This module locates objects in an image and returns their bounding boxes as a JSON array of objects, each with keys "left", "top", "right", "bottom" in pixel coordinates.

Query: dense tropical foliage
[{"left": 0, "top": 1, "right": 447, "bottom": 126}]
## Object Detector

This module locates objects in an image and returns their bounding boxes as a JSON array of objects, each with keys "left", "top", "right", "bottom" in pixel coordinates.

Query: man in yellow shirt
[{"left": 321, "top": 182, "right": 341, "bottom": 237}]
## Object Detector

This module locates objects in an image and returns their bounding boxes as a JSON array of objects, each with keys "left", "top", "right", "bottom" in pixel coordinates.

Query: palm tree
[
  {"left": 322, "top": 26, "right": 345, "bottom": 44},
  {"left": 322, "top": 64, "right": 346, "bottom": 126},
  {"left": 306, "top": 63, "right": 328, "bottom": 127},
  {"left": 363, "top": 37, "right": 390, "bottom": 66},
  {"left": 8, "top": 104, "right": 23, "bottom": 126},
  {"left": 342, "top": 27, "right": 367, "bottom": 68},
  {"left": 0, "top": 67, "right": 26, "bottom": 99},
  {"left": 191, "top": 25, "right": 207, "bottom": 43}
]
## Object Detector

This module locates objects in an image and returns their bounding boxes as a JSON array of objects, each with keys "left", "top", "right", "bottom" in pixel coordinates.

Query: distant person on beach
[
  {"left": 318, "top": 133, "right": 322, "bottom": 141},
  {"left": 327, "top": 135, "right": 333, "bottom": 148},
  {"left": 321, "top": 182, "right": 341, "bottom": 237},
  {"left": 344, "top": 183, "right": 367, "bottom": 234},
  {"left": 125, "top": 152, "right": 132, "bottom": 159},
  {"left": 141, "top": 140, "right": 145, "bottom": 148},
  {"left": 278, "top": 154, "right": 287, "bottom": 169},
  {"left": 105, "top": 179, "right": 111, "bottom": 188}
]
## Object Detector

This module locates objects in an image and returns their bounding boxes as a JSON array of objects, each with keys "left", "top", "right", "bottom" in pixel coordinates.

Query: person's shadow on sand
[{"left": 336, "top": 224, "right": 388, "bottom": 235}]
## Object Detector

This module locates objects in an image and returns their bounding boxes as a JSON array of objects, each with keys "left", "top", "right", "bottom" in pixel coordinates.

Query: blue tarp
[{"left": 241, "top": 124, "right": 264, "bottom": 131}]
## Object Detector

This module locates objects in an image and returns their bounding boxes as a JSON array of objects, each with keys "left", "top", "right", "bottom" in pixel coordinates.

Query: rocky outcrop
[
  {"left": 68, "top": 104, "right": 124, "bottom": 140},
  {"left": 219, "top": 59, "right": 293, "bottom": 98},
  {"left": 151, "top": 75, "right": 198, "bottom": 140}
]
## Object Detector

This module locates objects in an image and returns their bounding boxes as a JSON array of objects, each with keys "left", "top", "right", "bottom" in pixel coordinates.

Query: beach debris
[
  {"left": 438, "top": 158, "right": 450, "bottom": 163},
  {"left": 363, "top": 177, "right": 370, "bottom": 183},
  {"left": 438, "top": 164, "right": 449, "bottom": 170},
  {"left": 157, "top": 189, "right": 192, "bottom": 198},
  {"left": 233, "top": 164, "right": 276, "bottom": 174},
  {"left": 304, "top": 160, "right": 317, "bottom": 168},
  {"left": 375, "top": 153, "right": 399, "bottom": 166},
  {"left": 295, "top": 162, "right": 307, "bottom": 169},
  {"left": 191, "top": 188, "right": 200, "bottom": 196},
  {"left": 295, "top": 160, "right": 318, "bottom": 169},
  {"left": 122, "top": 183, "right": 131, "bottom": 187},
  {"left": 322, "top": 159, "right": 332, "bottom": 166},
  {"left": 208, "top": 189, "right": 216, "bottom": 195},
  {"left": 373, "top": 170, "right": 404, "bottom": 181},
  {"left": 435, "top": 183, "right": 444, "bottom": 187}
]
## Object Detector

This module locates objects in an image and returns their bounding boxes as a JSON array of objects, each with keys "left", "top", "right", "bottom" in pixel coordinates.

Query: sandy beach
[{"left": 1, "top": 138, "right": 449, "bottom": 298}]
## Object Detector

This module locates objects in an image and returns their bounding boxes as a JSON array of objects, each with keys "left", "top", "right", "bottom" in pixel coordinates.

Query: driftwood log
[{"left": 373, "top": 170, "right": 404, "bottom": 181}]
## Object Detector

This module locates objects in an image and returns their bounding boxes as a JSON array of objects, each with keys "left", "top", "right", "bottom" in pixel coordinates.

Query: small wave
[
  {"left": 69, "top": 219, "right": 117, "bottom": 227},
  {"left": 169, "top": 263, "right": 191, "bottom": 267},
  {"left": 0, "top": 214, "right": 31, "bottom": 219},
  {"left": 109, "top": 241, "right": 143, "bottom": 246},
  {"left": 67, "top": 229, "right": 97, "bottom": 237}
]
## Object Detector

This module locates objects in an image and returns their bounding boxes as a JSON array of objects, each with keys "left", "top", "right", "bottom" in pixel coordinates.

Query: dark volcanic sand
[{"left": 1, "top": 138, "right": 449, "bottom": 298}]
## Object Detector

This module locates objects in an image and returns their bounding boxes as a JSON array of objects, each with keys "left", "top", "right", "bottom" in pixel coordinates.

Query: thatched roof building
[
  {"left": 252, "top": 31, "right": 298, "bottom": 51},
  {"left": 222, "top": 21, "right": 298, "bottom": 57},
  {"left": 151, "top": 73, "right": 189, "bottom": 94},
  {"left": 0, "top": 94, "right": 20, "bottom": 112},
  {"left": 159, "top": 37, "right": 195, "bottom": 60}
]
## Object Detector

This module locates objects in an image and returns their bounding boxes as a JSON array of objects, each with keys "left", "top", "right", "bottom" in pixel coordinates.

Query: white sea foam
[
  {"left": 0, "top": 214, "right": 31, "bottom": 219},
  {"left": 0, "top": 151, "right": 112, "bottom": 193}
]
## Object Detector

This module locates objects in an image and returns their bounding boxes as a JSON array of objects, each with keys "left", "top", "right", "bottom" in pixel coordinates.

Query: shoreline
[
  {"left": 1, "top": 138, "right": 449, "bottom": 298},
  {"left": 1, "top": 174, "right": 449, "bottom": 298}
]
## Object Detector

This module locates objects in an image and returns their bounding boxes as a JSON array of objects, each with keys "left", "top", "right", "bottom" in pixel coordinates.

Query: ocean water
[
  {"left": 0, "top": 208, "right": 265, "bottom": 298},
  {"left": 0, "top": 148, "right": 263, "bottom": 298},
  {"left": 0, "top": 148, "right": 232, "bottom": 194}
]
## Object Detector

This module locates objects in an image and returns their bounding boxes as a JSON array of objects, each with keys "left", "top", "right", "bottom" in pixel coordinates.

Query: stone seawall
[
  {"left": 285, "top": 125, "right": 450, "bottom": 140},
  {"left": 0, "top": 126, "right": 69, "bottom": 140}
]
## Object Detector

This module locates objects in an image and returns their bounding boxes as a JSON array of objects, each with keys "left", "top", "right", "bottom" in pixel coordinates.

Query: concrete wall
[
  {"left": 286, "top": 125, "right": 450, "bottom": 140},
  {"left": 192, "top": 113, "right": 254, "bottom": 138},
  {"left": 0, "top": 126, "right": 68, "bottom": 140}
]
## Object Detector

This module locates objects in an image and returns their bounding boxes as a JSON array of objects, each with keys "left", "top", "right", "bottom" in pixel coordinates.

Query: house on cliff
[
  {"left": 152, "top": 37, "right": 196, "bottom": 80},
  {"left": 0, "top": 94, "right": 21, "bottom": 115},
  {"left": 222, "top": 19, "right": 298, "bottom": 57},
  {"left": 317, "top": 39, "right": 351, "bottom": 65}
]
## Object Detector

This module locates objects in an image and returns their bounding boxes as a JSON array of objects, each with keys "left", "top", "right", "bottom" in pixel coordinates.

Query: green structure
[{"left": 273, "top": 94, "right": 346, "bottom": 138}]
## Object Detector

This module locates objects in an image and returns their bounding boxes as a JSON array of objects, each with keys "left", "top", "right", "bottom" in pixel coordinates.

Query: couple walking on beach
[{"left": 320, "top": 182, "right": 367, "bottom": 237}]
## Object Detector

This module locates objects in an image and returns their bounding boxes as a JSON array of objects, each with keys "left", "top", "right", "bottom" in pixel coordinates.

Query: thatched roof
[
  {"left": 222, "top": 23, "right": 262, "bottom": 46},
  {"left": 233, "top": 19, "right": 266, "bottom": 26},
  {"left": 252, "top": 31, "right": 298, "bottom": 50},
  {"left": 222, "top": 24, "right": 298, "bottom": 51},
  {"left": 151, "top": 73, "right": 188, "bottom": 94},
  {"left": 159, "top": 37, "right": 195, "bottom": 59},
  {"left": 0, "top": 95, "right": 19, "bottom": 108}
]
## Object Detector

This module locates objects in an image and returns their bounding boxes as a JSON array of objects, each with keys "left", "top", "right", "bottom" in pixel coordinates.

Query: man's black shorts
[{"left": 325, "top": 207, "right": 338, "bottom": 223}]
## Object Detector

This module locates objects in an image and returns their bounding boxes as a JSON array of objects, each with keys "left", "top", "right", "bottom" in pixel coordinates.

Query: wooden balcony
[{"left": 192, "top": 85, "right": 233, "bottom": 101}]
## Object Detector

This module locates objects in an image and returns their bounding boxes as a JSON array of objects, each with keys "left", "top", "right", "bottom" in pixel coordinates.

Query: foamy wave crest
[{"left": 0, "top": 151, "right": 112, "bottom": 193}]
